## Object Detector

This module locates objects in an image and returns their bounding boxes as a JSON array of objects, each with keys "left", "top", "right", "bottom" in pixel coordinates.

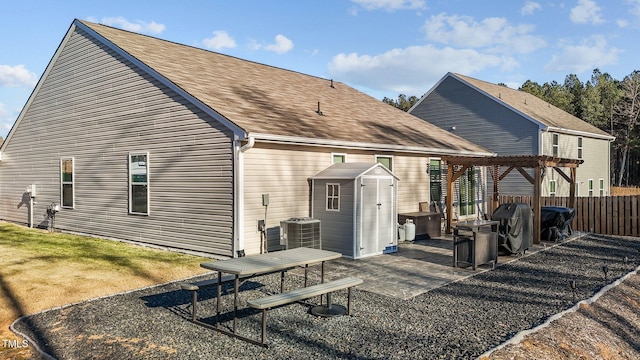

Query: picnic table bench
[{"left": 247, "top": 276, "right": 363, "bottom": 345}]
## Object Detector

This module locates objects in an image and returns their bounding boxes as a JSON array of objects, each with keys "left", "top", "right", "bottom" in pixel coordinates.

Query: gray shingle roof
[
  {"left": 78, "top": 20, "right": 492, "bottom": 156},
  {"left": 451, "top": 73, "right": 614, "bottom": 139}
]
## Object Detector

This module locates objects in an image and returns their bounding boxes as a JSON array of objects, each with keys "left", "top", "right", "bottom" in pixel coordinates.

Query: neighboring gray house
[
  {"left": 409, "top": 72, "right": 615, "bottom": 199},
  {"left": 0, "top": 20, "right": 492, "bottom": 257}
]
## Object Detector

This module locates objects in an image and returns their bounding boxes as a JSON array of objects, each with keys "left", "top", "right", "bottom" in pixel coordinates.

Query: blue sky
[{"left": 1, "top": 0, "right": 639, "bottom": 139}]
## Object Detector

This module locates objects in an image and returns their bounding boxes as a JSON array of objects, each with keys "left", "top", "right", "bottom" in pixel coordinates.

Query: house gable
[
  {"left": 410, "top": 75, "right": 539, "bottom": 156},
  {"left": 0, "top": 22, "right": 237, "bottom": 256}
]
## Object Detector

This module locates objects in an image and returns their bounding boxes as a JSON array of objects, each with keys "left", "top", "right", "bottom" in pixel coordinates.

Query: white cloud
[
  {"left": 544, "top": 35, "right": 619, "bottom": 73},
  {"left": 264, "top": 34, "right": 294, "bottom": 54},
  {"left": 521, "top": 1, "right": 542, "bottom": 15},
  {"left": 570, "top": 0, "right": 604, "bottom": 24},
  {"left": 423, "top": 13, "right": 546, "bottom": 54},
  {"left": 351, "top": 0, "right": 426, "bottom": 11},
  {"left": 0, "top": 102, "right": 16, "bottom": 136},
  {"left": 626, "top": 0, "right": 640, "bottom": 17},
  {"left": 328, "top": 45, "right": 502, "bottom": 94},
  {"left": 0, "top": 64, "right": 37, "bottom": 88},
  {"left": 94, "top": 16, "right": 165, "bottom": 34},
  {"left": 203, "top": 31, "right": 236, "bottom": 50}
]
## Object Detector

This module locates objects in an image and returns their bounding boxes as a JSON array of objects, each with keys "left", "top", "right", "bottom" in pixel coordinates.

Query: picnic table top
[{"left": 200, "top": 247, "right": 342, "bottom": 275}]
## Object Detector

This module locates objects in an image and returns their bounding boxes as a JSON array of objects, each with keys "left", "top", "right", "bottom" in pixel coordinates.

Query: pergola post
[
  {"left": 533, "top": 165, "right": 542, "bottom": 244},
  {"left": 446, "top": 163, "right": 454, "bottom": 234}
]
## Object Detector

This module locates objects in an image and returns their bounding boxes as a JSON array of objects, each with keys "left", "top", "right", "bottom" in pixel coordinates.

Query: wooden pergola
[{"left": 441, "top": 155, "right": 583, "bottom": 243}]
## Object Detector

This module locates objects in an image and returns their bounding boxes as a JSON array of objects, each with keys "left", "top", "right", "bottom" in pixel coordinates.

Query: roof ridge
[{"left": 77, "top": 19, "right": 334, "bottom": 84}]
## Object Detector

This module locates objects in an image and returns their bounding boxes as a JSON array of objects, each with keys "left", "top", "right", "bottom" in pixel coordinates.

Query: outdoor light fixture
[{"left": 569, "top": 279, "right": 577, "bottom": 303}]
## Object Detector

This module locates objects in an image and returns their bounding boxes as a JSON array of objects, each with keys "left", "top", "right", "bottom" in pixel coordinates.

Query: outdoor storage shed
[{"left": 310, "top": 162, "right": 398, "bottom": 259}]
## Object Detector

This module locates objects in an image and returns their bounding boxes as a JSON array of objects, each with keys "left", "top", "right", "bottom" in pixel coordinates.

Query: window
[
  {"left": 129, "top": 152, "right": 149, "bottom": 214},
  {"left": 458, "top": 166, "right": 475, "bottom": 216},
  {"left": 326, "top": 183, "right": 340, "bottom": 211},
  {"left": 549, "top": 179, "right": 556, "bottom": 197},
  {"left": 577, "top": 137, "right": 583, "bottom": 159},
  {"left": 375, "top": 155, "right": 393, "bottom": 170},
  {"left": 552, "top": 133, "right": 559, "bottom": 157},
  {"left": 588, "top": 179, "right": 594, "bottom": 197},
  {"left": 599, "top": 178, "right": 604, "bottom": 196},
  {"left": 332, "top": 153, "right": 346, "bottom": 164},
  {"left": 429, "top": 159, "right": 442, "bottom": 203},
  {"left": 61, "top": 158, "right": 74, "bottom": 208}
]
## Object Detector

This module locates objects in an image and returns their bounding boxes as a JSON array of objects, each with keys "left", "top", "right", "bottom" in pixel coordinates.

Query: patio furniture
[
  {"left": 453, "top": 220, "right": 499, "bottom": 270},
  {"left": 196, "top": 247, "right": 345, "bottom": 347},
  {"left": 398, "top": 211, "right": 442, "bottom": 239}
]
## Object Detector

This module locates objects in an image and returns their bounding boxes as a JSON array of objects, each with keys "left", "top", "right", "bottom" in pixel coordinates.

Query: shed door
[{"left": 359, "top": 176, "right": 394, "bottom": 257}]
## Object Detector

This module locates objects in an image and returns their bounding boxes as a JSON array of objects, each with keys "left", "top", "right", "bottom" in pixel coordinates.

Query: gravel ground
[{"left": 12, "top": 234, "right": 640, "bottom": 360}]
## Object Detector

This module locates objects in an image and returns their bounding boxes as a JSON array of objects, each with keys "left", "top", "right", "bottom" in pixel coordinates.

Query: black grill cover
[
  {"left": 491, "top": 203, "right": 533, "bottom": 254},
  {"left": 541, "top": 206, "right": 575, "bottom": 241}
]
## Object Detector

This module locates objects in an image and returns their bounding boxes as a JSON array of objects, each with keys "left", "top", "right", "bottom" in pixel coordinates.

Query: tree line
[{"left": 383, "top": 69, "right": 640, "bottom": 187}]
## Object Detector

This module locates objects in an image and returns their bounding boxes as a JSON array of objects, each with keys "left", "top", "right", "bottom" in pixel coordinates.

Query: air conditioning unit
[{"left": 280, "top": 217, "right": 321, "bottom": 250}]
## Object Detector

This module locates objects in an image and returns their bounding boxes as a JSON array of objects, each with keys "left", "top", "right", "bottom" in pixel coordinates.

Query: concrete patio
[{"left": 293, "top": 235, "right": 552, "bottom": 299}]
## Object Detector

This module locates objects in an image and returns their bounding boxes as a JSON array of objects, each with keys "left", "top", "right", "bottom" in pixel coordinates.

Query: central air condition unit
[{"left": 280, "top": 217, "right": 321, "bottom": 250}]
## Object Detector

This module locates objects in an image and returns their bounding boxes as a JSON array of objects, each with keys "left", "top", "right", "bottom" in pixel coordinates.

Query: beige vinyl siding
[
  {"left": 242, "top": 144, "right": 434, "bottom": 255},
  {"left": 0, "top": 27, "right": 235, "bottom": 256},
  {"left": 540, "top": 132, "right": 611, "bottom": 197}
]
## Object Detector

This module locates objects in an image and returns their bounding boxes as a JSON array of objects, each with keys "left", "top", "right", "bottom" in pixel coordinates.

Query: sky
[{"left": 1, "top": 0, "right": 640, "bottom": 139}]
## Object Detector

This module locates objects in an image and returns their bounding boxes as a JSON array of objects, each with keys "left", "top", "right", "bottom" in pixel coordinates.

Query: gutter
[
  {"left": 247, "top": 132, "right": 495, "bottom": 158},
  {"left": 545, "top": 126, "right": 615, "bottom": 141}
]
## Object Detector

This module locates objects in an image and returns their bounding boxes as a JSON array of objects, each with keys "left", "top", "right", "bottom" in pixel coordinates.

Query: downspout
[{"left": 234, "top": 136, "right": 254, "bottom": 257}]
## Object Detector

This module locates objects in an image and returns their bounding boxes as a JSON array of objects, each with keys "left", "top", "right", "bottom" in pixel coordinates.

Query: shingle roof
[
  {"left": 77, "top": 20, "right": 491, "bottom": 156},
  {"left": 450, "top": 73, "right": 613, "bottom": 139}
]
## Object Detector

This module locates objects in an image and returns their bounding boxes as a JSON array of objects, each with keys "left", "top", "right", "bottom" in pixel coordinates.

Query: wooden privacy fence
[{"left": 493, "top": 195, "right": 640, "bottom": 237}]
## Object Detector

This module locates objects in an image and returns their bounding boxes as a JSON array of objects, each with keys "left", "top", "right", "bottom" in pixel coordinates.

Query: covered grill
[
  {"left": 541, "top": 206, "right": 575, "bottom": 242},
  {"left": 491, "top": 203, "right": 533, "bottom": 255}
]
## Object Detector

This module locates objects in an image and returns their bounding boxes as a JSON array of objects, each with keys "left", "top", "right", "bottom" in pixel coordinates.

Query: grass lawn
[{"left": 0, "top": 222, "right": 211, "bottom": 359}]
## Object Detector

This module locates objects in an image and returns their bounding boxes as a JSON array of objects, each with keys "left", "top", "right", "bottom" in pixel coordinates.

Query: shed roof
[
  {"left": 71, "top": 20, "right": 491, "bottom": 156},
  {"left": 447, "top": 73, "right": 614, "bottom": 139},
  {"left": 310, "top": 162, "right": 397, "bottom": 180}
]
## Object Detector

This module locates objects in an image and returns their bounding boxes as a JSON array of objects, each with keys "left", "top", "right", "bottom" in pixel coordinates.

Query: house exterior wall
[
  {"left": 241, "top": 143, "right": 432, "bottom": 255},
  {"left": 540, "top": 131, "right": 611, "bottom": 196},
  {"left": 0, "top": 27, "right": 236, "bottom": 256}
]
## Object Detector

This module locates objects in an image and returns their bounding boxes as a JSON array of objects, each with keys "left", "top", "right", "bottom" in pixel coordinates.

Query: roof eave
[
  {"left": 247, "top": 132, "right": 495, "bottom": 157},
  {"left": 544, "top": 126, "right": 615, "bottom": 141}
]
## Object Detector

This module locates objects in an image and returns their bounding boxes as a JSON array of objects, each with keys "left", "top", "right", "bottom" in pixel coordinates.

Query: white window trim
[
  {"left": 375, "top": 155, "right": 393, "bottom": 170},
  {"left": 599, "top": 178, "right": 605, "bottom": 196},
  {"left": 549, "top": 179, "right": 557, "bottom": 196},
  {"left": 552, "top": 133, "right": 559, "bottom": 157},
  {"left": 577, "top": 136, "right": 583, "bottom": 159},
  {"left": 326, "top": 183, "right": 340, "bottom": 212},
  {"left": 129, "top": 152, "right": 150, "bottom": 215},
  {"left": 60, "top": 157, "right": 75, "bottom": 209},
  {"left": 331, "top": 152, "right": 347, "bottom": 164},
  {"left": 588, "top": 178, "right": 594, "bottom": 197}
]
